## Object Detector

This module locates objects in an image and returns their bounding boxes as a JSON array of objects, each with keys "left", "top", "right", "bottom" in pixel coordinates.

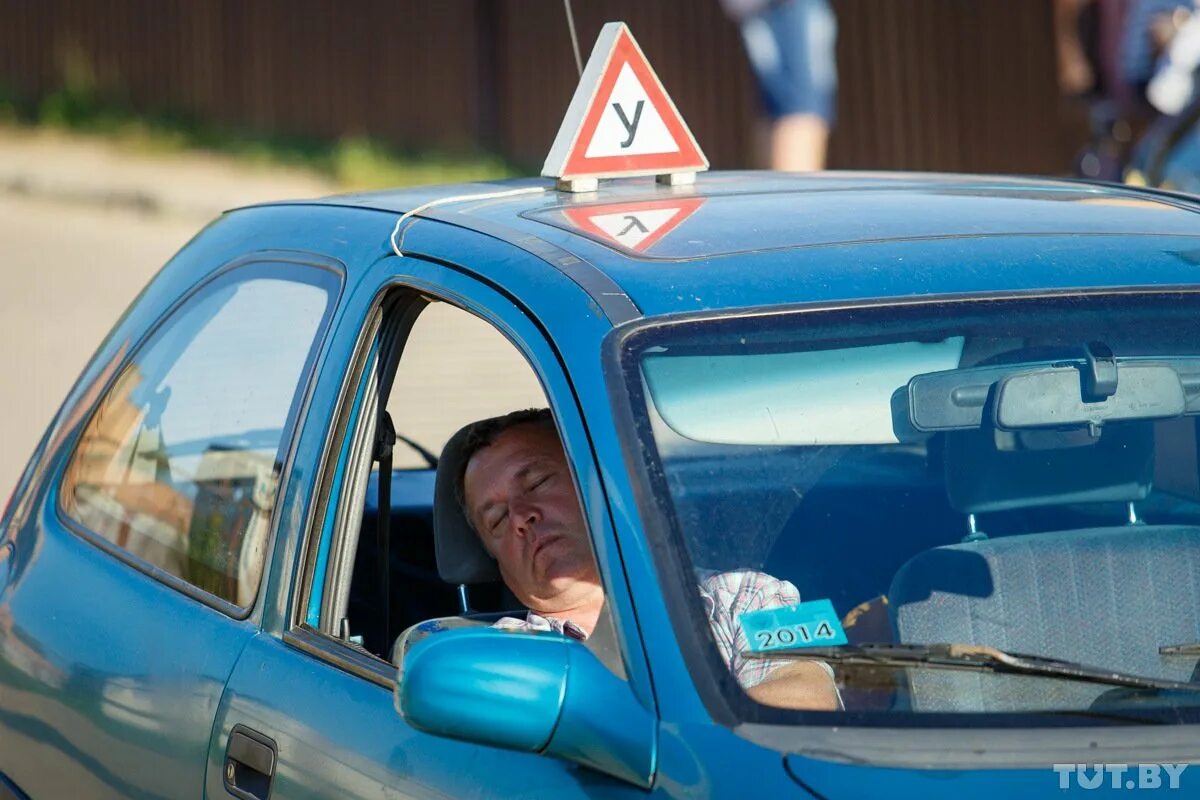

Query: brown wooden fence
[{"left": 0, "top": 0, "right": 1082, "bottom": 174}]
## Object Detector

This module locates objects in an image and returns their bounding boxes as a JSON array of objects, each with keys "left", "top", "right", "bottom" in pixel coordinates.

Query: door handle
[{"left": 223, "top": 725, "right": 277, "bottom": 800}]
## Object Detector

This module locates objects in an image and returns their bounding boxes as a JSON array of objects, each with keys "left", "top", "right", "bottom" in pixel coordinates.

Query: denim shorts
[{"left": 738, "top": 0, "right": 838, "bottom": 122}]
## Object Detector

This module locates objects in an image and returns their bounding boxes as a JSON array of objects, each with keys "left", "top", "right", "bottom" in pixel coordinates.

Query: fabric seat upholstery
[
  {"left": 889, "top": 525, "right": 1200, "bottom": 711},
  {"left": 433, "top": 421, "right": 501, "bottom": 586},
  {"left": 889, "top": 420, "right": 1200, "bottom": 711}
]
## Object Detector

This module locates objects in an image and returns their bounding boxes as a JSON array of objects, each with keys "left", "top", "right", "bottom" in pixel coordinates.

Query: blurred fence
[{"left": 0, "top": 0, "right": 1080, "bottom": 174}]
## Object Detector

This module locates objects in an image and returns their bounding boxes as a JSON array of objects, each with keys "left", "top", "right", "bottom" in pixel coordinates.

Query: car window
[
  {"left": 619, "top": 292, "right": 1200, "bottom": 721},
  {"left": 334, "top": 301, "right": 550, "bottom": 658},
  {"left": 386, "top": 301, "right": 547, "bottom": 468},
  {"left": 316, "top": 297, "right": 623, "bottom": 681},
  {"left": 61, "top": 263, "right": 338, "bottom": 609}
]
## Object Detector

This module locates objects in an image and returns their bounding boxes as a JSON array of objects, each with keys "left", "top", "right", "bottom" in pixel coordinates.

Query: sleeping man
[{"left": 456, "top": 409, "right": 839, "bottom": 711}]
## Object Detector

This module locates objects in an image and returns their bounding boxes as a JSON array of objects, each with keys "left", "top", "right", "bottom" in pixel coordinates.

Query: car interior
[
  {"left": 348, "top": 412, "right": 1200, "bottom": 711},
  {"left": 323, "top": 298, "right": 549, "bottom": 662},
  {"left": 658, "top": 415, "right": 1200, "bottom": 712},
  {"left": 334, "top": 295, "right": 1200, "bottom": 714},
  {"left": 348, "top": 466, "right": 509, "bottom": 658},
  {"left": 654, "top": 327, "right": 1200, "bottom": 712}
]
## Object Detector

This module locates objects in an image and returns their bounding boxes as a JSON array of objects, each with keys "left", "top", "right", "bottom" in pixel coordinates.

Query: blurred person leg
[
  {"left": 1121, "top": 0, "right": 1193, "bottom": 102},
  {"left": 767, "top": 113, "right": 829, "bottom": 172},
  {"left": 1121, "top": 0, "right": 1198, "bottom": 185},
  {"left": 1055, "top": 0, "right": 1098, "bottom": 97},
  {"left": 728, "top": 0, "right": 837, "bottom": 171}
]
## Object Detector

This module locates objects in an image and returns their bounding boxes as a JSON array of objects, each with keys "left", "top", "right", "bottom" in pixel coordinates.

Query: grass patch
[{"left": 0, "top": 82, "right": 518, "bottom": 190}]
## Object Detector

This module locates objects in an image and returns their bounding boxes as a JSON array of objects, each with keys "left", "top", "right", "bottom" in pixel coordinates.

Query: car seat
[
  {"left": 431, "top": 419, "right": 524, "bottom": 618},
  {"left": 888, "top": 422, "right": 1200, "bottom": 711},
  {"left": 390, "top": 418, "right": 523, "bottom": 664}
]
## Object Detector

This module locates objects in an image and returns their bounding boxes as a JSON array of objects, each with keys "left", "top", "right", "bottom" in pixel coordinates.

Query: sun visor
[{"left": 641, "top": 338, "right": 964, "bottom": 446}]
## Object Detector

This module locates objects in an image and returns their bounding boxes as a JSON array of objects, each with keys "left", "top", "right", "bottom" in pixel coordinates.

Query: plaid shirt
[
  {"left": 696, "top": 569, "right": 806, "bottom": 688},
  {"left": 495, "top": 569, "right": 817, "bottom": 689}
]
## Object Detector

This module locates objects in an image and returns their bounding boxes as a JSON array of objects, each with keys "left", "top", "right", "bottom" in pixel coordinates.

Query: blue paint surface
[{"left": 4, "top": 173, "right": 1200, "bottom": 797}]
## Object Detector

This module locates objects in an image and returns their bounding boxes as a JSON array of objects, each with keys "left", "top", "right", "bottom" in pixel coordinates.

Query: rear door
[{"left": 0, "top": 256, "right": 341, "bottom": 797}]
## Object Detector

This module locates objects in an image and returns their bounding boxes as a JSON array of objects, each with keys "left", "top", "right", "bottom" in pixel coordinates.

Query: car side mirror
[{"left": 395, "top": 627, "right": 654, "bottom": 788}]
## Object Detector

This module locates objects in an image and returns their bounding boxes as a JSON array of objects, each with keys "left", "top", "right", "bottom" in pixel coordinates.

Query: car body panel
[
  {"left": 0, "top": 213, "right": 362, "bottom": 796},
  {"left": 786, "top": 753, "right": 1177, "bottom": 798},
  {"left": 0, "top": 497, "right": 255, "bottom": 798},
  {"left": 303, "top": 172, "right": 1200, "bottom": 315},
  {"left": 0, "top": 205, "right": 385, "bottom": 796},
  {"left": 206, "top": 633, "right": 655, "bottom": 800},
  {"left": 2, "top": 171, "right": 1200, "bottom": 797}
]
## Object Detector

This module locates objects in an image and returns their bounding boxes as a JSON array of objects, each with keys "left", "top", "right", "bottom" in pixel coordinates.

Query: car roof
[{"left": 266, "top": 171, "right": 1200, "bottom": 318}]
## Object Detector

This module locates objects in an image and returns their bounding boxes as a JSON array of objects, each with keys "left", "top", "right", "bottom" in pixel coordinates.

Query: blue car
[
  {"left": 2, "top": 169, "right": 1200, "bottom": 798},
  {"left": 4, "top": 18, "right": 1200, "bottom": 794}
]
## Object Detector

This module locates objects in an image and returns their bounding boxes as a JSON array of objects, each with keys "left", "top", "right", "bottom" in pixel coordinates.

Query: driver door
[{"left": 205, "top": 258, "right": 650, "bottom": 798}]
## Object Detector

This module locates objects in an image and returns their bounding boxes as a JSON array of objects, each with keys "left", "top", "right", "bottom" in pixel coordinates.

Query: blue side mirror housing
[{"left": 396, "top": 628, "right": 655, "bottom": 787}]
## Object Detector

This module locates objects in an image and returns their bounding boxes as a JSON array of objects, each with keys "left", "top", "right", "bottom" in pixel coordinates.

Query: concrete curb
[
  {"left": 0, "top": 130, "right": 337, "bottom": 220},
  {"left": 1, "top": 173, "right": 166, "bottom": 215}
]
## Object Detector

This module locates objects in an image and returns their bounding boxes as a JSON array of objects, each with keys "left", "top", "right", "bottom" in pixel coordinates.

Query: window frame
[
  {"left": 292, "top": 284, "right": 557, "bottom": 683},
  {"left": 55, "top": 253, "right": 345, "bottom": 620},
  {"left": 604, "top": 285, "right": 1200, "bottom": 730},
  {"left": 308, "top": 294, "right": 421, "bottom": 643},
  {"left": 289, "top": 264, "right": 643, "bottom": 694}
]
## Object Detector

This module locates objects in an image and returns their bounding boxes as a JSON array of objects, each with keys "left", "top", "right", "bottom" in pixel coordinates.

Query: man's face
[{"left": 463, "top": 423, "right": 599, "bottom": 612}]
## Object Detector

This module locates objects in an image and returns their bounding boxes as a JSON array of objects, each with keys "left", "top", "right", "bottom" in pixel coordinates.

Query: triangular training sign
[
  {"left": 543, "top": 22, "right": 708, "bottom": 185},
  {"left": 562, "top": 198, "right": 705, "bottom": 253}
]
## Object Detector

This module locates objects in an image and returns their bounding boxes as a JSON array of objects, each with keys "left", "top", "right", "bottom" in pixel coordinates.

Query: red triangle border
[
  {"left": 562, "top": 198, "right": 706, "bottom": 253},
  {"left": 559, "top": 28, "right": 707, "bottom": 179}
]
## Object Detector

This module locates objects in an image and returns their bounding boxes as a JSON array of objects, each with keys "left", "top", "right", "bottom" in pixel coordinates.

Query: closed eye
[{"left": 526, "top": 467, "right": 556, "bottom": 491}]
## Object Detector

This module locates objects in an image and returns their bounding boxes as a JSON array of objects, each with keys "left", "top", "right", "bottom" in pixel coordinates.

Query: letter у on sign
[{"left": 542, "top": 21, "right": 708, "bottom": 192}]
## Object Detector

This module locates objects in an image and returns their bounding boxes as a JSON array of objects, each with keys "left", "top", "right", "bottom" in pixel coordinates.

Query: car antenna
[{"left": 563, "top": 0, "right": 583, "bottom": 77}]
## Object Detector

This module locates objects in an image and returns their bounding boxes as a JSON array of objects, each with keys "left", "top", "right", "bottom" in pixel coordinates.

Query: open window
[{"left": 303, "top": 291, "right": 562, "bottom": 663}]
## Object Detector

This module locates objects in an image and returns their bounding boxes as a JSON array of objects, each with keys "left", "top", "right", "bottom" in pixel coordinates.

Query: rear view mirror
[
  {"left": 994, "top": 364, "right": 1185, "bottom": 430},
  {"left": 907, "top": 359, "right": 1192, "bottom": 433}
]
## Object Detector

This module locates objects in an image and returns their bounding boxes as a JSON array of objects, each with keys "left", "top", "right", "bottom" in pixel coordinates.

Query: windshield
[{"left": 618, "top": 293, "right": 1200, "bottom": 723}]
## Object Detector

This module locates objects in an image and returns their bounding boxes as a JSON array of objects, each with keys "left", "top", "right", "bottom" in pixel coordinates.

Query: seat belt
[{"left": 374, "top": 411, "right": 397, "bottom": 648}]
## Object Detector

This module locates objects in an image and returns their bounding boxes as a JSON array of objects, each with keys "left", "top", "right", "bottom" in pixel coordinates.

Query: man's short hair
[{"left": 454, "top": 408, "right": 555, "bottom": 524}]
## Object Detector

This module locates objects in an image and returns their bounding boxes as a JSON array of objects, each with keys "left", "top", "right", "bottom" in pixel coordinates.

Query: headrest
[
  {"left": 433, "top": 420, "right": 500, "bottom": 585},
  {"left": 944, "top": 422, "right": 1154, "bottom": 514}
]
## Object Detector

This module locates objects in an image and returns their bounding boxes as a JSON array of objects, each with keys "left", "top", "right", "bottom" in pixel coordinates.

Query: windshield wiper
[
  {"left": 746, "top": 642, "right": 1200, "bottom": 693},
  {"left": 1160, "top": 643, "right": 1200, "bottom": 656}
]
